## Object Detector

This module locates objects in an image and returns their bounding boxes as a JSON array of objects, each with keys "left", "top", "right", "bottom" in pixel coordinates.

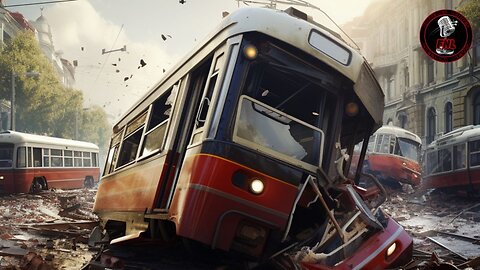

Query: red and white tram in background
[
  {"left": 362, "top": 125, "right": 422, "bottom": 187},
  {"left": 0, "top": 130, "right": 100, "bottom": 194},
  {"left": 93, "top": 7, "right": 412, "bottom": 269},
  {"left": 423, "top": 125, "right": 480, "bottom": 192}
]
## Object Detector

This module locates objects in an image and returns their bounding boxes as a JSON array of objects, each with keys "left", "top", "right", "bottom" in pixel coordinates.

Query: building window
[
  {"left": 474, "top": 93, "right": 480, "bottom": 125},
  {"left": 445, "top": 63, "right": 453, "bottom": 79},
  {"left": 404, "top": 67, "right": 409, "bottom": 88},
  {"left": 427, "top": 107, "right": 436, "bottom": 144},
  {"left": 475, "top": 33, "right": 480, "bottom": 66},
  {"left": 387, "top": 74, "right": 395, "bottom": 98},
  {"left": 445, "top": 102, "right": 452, "bottom": 133},
  {"left": 427, "top": 59, "right": 434, "bottom": 84},
  {"left": 399, "top": 114, "right": 407, "bottom": 129}
]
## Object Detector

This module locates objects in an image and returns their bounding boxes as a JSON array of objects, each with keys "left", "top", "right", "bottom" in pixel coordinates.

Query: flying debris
[
  {"left": 116, "top": 69, "right": 120, "bottom": 73},
  {"left": 124, "top": 77, "right": 129, "bottom": 81},
  {"left": 163, "top": 68, "right": 166, "bottom": 73},
  {"left": 138, "top": 59, "right": 147, "bottom": 69},
  {"left": 179, "top": 0, "right": 186, "bottom": 4},
  {"left": 112, "top": 63, "right": 117, "bottom": 66},
  {"left": 161, "top": 34, "right": 172, "bottom": 41},
  {"left": 118, "top": 58, "right": 121, "bottom": 62},
  {"left": 81, "top": 47, "right": 84, "bottom": 51}
]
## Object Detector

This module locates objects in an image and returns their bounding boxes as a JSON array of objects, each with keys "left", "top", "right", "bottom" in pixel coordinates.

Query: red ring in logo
[{"left": 419, "top": 9, "right": 472, "bottom": 62}]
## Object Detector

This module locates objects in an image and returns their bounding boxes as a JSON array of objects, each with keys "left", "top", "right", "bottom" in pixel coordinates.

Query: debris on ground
[{"left": 0, "top": 189, "right": 98, "bottom": 269}]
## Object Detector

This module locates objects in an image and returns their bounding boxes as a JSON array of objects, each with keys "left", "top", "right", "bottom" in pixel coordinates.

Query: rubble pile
[
  {"left": 0, "top": 189, "right": 98, "bottom": 269},
  {"left": 383, "top": 188, "right": 480, "bottom": 269}
]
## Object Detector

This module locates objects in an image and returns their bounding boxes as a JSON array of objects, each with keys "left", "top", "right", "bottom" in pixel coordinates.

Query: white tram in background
[{"left": 424, "top": 125, "right": 480, "bottom": 192}]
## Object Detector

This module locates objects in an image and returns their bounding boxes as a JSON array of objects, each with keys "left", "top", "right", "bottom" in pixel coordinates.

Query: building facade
[
  {"left": 1, "top": 3, "right": 77, "bottom": 130},
  {"left": 343, "top": 0, "right": 480, "bottom": 146}
]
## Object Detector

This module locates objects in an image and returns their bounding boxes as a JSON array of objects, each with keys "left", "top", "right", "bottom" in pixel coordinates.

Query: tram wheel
[
  {"left": 29, "top": 178, "right": 45, "bottom": 193},
  {"left": 84, "top": 176, "right": 94, "bottom": 188}
]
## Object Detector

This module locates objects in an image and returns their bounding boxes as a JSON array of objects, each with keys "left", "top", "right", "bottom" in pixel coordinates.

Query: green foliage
[
  {"left": 458, "top": 0, "right": 480, "bottom": 30},
  {"left": 0, "top": 31, "right": 111, "bottom": 155}
]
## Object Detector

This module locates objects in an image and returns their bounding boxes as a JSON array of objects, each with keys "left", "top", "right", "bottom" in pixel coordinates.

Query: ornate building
[
  {"left": 343, "top": 0, "right": 480, "bottom": 146},
  {"left": 0, "top": 4, "right": 77, "bottom": 130},
  {"left": 30, "top": 12, "right": 76, "bottom": 88}
]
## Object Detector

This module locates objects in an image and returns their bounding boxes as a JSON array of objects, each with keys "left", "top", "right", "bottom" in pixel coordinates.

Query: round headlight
[
  {"left": 243, "top": 45, "right": 258, "bottom": 60},
  {"left": 386, "top": 242, "right": 396, "bottom": 257},
  {"left": 250, "top": 179, "right": 264, "bottom": 194}
]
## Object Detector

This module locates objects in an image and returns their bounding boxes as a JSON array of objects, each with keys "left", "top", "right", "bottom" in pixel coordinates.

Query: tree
[
  {"left": 0, "top": 30, "right": 111, "bottom": 156},
  {"left": 0, "top": 30, "right": 73, "bottom": 135},
  {"left": 79, "top": 106, "right": 112, "bottom": 167},
  {"left": 458, "top": 0, "right": 480, "bottom": 29}
]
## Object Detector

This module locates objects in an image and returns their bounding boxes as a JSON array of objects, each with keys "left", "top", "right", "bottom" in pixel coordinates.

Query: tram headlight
[
  {"left": 386, "top": 242, "right": 397, "bottom": 257},
  {"left": 345, "top": 102, "right": 359, "bottom": 117},
  {"left": 0, "top": 176, "right": 3, "bottom": 180},
  {"left": 243, "top": 45, "right": 258, "bottom": 60},
  {"left": 249, "top": 179, "right": 264, "bottom": 194}
]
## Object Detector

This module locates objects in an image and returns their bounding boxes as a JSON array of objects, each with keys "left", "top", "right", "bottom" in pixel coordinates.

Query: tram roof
[
  {"left": 374, "top": 125, "right": 422, "bottom": 144},
  {"left": 427, "top": 125, "right": 480, "bottom": 149},
  {"left": 115, "top": 7, "right": 384, "bottom": 131},
  {"left": 0, "top": 130, "right": 99, "bottom": 151}
]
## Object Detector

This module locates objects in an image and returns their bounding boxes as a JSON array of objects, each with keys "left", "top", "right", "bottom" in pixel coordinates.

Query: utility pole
[
  {"left": 11, "top": 71, "right": 15, "bottom": 131},
  {"left": 102, "top": 45, "right": 127, "bottom": 55}
]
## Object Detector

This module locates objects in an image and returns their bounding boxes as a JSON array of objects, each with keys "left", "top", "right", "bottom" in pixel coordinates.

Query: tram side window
[
  {"left": 453, "top": 144, "right": 466, "bottom": 170},
  {"left": 64, "top": 150, "right": 73, "bottom": 167},
  {"left": 17, "top": 147, "right": 26, "bottom": 168},
  {"left": 105, "top": 145, "right": 119, "bottom": 174},
  {"left": 117, "top": 111, "right": 147, "bottom": 168},
  {"left": 43, "top": 149, "right": 50, "bottom": 167},
  {"left": 92, "top": 153, "right": 98, "bottom": 167},
  {"left": 74, "top": 151, "right": 82, "bottom": 167},
  {"left": 27, "top": 148, "right": 32, "bottom": 167},
  {"left": 469, "top": 140, "right": 480, "bottom": 167},
  {"left": 51, "top": 149, "right": 63, "bottom": 167},
  {"left": 426, "top": 151, "right": 439, "bottom": 174},
  {"left": 83, "top": 152, "right": 91, "bottom": 167},
  {"left": 140, "top": 87, "right": 177, "bottom": 157},
  {"left": 367, "top": 135, "right": 376, "bottom": 152},
  {"left": 374, "top": 134, "right": 383, "bottom": 152},
  {"left": 438, "top": 148, "right": 452, "bottom": 172},
  {"left": 377, "top": 134, "right": 393, "bottom": 154},
  {"left": 33, "top": 148, "right": 42, "bottom": 167},
  {"left": 195, "top": 52, "right": 223, "bottom": 129}
]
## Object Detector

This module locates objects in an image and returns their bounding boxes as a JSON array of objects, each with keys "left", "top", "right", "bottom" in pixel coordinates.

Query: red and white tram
[
  {"left": 0, "top": 130, "right": 100, "bottom": 193},
  {"left": 423, "top": 125, "right": 480, "bottom": 192},
  {"left": 93, "top": 7, "right": 412, "bottom": 269},
  {"left": 362, "top": 125, "right": 422, "bottom": 186}
]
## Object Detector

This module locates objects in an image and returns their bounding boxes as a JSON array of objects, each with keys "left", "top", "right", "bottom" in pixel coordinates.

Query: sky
[{"left": 4, "top": 0, "right": 376, "bottom": 123}]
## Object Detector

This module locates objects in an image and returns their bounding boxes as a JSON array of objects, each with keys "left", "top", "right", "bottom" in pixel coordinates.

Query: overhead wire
[{"left": 4, "top": 0, "right": 79, "bottom": 7}]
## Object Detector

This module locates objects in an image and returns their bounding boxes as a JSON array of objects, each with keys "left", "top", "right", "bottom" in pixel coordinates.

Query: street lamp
[{"left": 11, "top": 71, "right": 40, "bottom": 131}]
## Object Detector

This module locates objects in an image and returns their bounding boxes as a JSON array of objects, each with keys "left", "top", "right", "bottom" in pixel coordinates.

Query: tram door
[{"left": 155, "top": 42, "right": 231, "bottom": 210}]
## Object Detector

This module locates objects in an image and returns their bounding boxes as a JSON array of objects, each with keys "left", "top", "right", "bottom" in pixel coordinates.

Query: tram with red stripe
[
  {"left": 423, "top": 125, "right": 480, "bottom": 192},
  {"left": 93, "top": 7, "right": 412, "bottom": 269},
  {"left": 0, "top": 130, "right": 100, "bottom": 194},
  {"left": 362, "top": 126, "right": 422, "bottom": 187}
]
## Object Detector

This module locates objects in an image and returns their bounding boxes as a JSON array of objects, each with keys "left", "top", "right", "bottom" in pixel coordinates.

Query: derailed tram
[{"left": 92, "top": 7, "right": 412, "bottom": 269}]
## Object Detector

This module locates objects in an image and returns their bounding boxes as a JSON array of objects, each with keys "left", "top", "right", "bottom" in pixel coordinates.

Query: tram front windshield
[
  {"left": 234, "top": 42, "right": 337, "bottom": 169},
  {"left": 0, "top": 143, "right": 13, "bottom": 168},
  {"left": 394, "top": 138, "right": 421, "bottom": 162}
]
